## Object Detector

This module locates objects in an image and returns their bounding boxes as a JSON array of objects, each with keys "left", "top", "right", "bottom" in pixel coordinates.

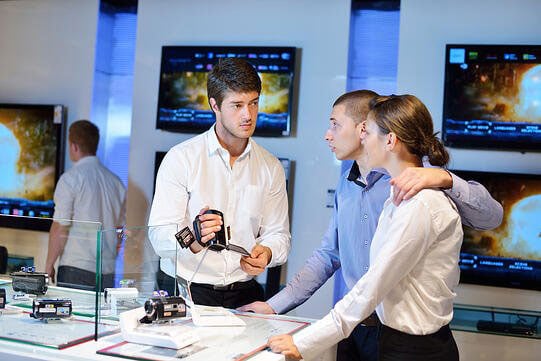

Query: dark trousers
[
  {"left": 57, "top": 265, "right": 114, "bottom": 291},
  {"left": 156, "top": 269, "right": 177, "bottom": 296},
  {"left": 189, "top": 279, "right": 264, "bottom": 309},
  {"left": 337, "top": 320, "right": 379, "bottom": 361},
  {"left": 378, "top": 324, "right": 459, "bottom": 361}
]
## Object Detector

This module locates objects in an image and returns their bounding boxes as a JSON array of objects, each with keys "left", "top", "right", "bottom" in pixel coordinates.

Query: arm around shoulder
[{"left": 444, "top": 172, "right": 503, "bottom": 230}]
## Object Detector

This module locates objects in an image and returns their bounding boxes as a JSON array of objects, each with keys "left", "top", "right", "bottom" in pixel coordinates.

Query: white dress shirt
[
  {"left": 53, "top": 156, "right": 126, "bottom": 274},
  {"left": 148, "top": 126, "right": 290, "bottom": 286},
  {"left": 294, "top": 188, "right": 463, "bottom": 360}
]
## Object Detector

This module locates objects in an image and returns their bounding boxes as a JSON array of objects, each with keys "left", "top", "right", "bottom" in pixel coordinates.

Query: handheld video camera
[
  {"left": 30, "top": 299, "right": 72, "bottom": 320},
  {"left": 175, "top": 209, "right": 250, "bottom": 256},
  {"left": 142, "top": 295, "right": 186, "bottom": 323},
  {"left": 193, "top": 209, "right": 227, "bottom": 251},
  {"left": 10, "top": 267, "right": 49, "bottom": 295}
]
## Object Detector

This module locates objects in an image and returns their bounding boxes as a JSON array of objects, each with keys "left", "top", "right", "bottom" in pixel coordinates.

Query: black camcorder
[
  {"left": 30, "top": 299, "right": 72, "bottom": 320},
  {"left": 141, "top": 295, "right": 186, "bottom": 323},
  {"left": 175, "top": 209, "right": 250, "bottom": 256},
  {"left": 193, "top": 209, "right": 227, "bottom": 251},
  {"left": 11, "top": 267, "right": 49, "bottom": 295}
]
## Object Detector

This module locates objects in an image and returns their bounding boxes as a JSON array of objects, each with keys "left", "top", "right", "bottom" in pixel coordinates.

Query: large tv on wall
[
  {"left": 452, "top": 169, "right": 541, "bottom": 291},
  {"left": 0, "top": 104, "right": 66, "bottom": 231},
  {"left": 442, "top": 44, "right": 541, "bottom": 151},
  {"left": 156, "top": 46, "right": 297, "bottom": 137}
]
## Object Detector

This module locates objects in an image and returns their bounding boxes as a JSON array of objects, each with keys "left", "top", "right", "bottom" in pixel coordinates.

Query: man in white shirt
[
  {"left": 45, "top": 120, "right": 126, "bottom": 290},
  {"left": 148, "top": 58, "right": 291, "bottom": 308}
]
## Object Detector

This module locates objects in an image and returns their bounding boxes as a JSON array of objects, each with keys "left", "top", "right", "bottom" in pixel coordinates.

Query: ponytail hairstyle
[{"left": 368, "top": 94, "right": 449, "bottom": 167}]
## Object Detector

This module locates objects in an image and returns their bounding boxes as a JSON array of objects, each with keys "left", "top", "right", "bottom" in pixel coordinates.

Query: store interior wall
[
  {"left": 2, "top": 0, "right": 540, "bottom": 325},
  {"left": 0, "top": 0, "right": 100, "bottom": 272},
  {"left": 397, "top": 0, "right": 541, "bottom": 312}
]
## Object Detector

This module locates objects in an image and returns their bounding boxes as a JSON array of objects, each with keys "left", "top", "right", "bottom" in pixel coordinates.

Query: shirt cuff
[
  {"left": 267, "top": 288, "right": 293, "bottom": 314},
  {"left": 445, "top": 172, "right": 468, "bottom": 200},
  {"left": 294, "top": 313, "right": 343, "bottom": 360},
  {"left": 260, "top": 239, "right": 287, "bottom": 268}
]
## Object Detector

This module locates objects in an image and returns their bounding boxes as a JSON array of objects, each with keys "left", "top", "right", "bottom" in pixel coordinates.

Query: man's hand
[
  {"left": 237, "top": 301, "right": 276, "bottom": 314},
  {"left": 197, "top": 207, "right": 223, "bottom": 244},
  {"left": 390, "top": 167, "right": 453, "bottom": 206},
  {"left": 190, "top": 206, "right": 223, "bottom": 253},
  {"left": 45, "top": 264, "right": 56, "bottom": 284},
  {"left": 267, "top": 334, "right": 302, "bottom": 360},
  {"left": 240, "top": 244, "right": 272, "bottom": 276}
]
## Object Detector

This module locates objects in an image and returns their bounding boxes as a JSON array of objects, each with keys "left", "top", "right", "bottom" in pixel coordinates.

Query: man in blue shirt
[{"left": 239, "top": 90, "right": 503, "bottom": 361}]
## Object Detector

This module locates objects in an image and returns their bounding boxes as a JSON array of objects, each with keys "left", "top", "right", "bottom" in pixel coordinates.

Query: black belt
[
  {"left": 360, "top": 312, "right": 380, "bottom": 327},
  {"left": 190, "top": 279, "right": 256, "bottom": 292}
]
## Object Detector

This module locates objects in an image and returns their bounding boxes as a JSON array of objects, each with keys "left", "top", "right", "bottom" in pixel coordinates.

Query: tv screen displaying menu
[
  {"left": 452, "top": 169, "right": 541, "bottom": 291},
  {"left": 442, "top": 44, "right": 541, "bottom": 151},
  {"left": 156, "top": 46, "right": 296, "bottom": 136}
]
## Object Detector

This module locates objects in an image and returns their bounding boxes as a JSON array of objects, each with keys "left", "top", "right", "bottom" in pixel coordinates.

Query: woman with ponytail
[{"left": 268, "top": 94, "right": 462, "bottom": 361}]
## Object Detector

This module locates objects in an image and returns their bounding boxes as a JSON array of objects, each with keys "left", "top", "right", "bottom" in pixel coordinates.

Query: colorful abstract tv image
[
  {"left": 158, "top": 71, "right": 291, "bottom": 124},
  {"left": 454, "top": 170, "right": 541, "bottom": 290},
  {"left": 156, "top": 46, "right": 296, "bottom": 136},
  {"left": 0, "top": 104, "right": 64, "bottom": 229},
  {"left": 443, "top": 45, "right": 541, "bottom": 151},
  {"left": 447, "top": 63, "right": 541, "bottom": 126}
]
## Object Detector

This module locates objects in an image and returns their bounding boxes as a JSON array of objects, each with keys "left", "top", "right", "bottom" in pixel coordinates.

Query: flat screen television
[
  {"left": 452, "top": 169, "right": 541, "bottom": 291},
  {"left": 442, "top": 44, "right": 541, "bottom": 151},
  {"left": 156, "top": 46, "right": 297, "bottom": 136},
  {"left": 0, "top": 104, "right": 66, "bottom": 231}
]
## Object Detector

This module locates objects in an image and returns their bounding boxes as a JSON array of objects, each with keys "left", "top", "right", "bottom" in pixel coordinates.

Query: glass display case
[
  {"left": 0, "top": 215, "right": 116, "bottom": 348},
  {"left": 0, "top": 215, "right": 179, "bottom": 349},
  {"left": 95, "top": 223, "right": 178, "bottom": 326}
]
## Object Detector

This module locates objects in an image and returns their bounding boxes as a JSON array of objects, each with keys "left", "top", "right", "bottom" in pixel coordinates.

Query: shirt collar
[
  {"left": 73, "top": 155, "right": 98, "bottom": 166},
  {"left": 347, "top": 162, "right": 388, "bottom": 188},
  {"left": 206, "top": 124, "right": 252, "bottom": 159}
]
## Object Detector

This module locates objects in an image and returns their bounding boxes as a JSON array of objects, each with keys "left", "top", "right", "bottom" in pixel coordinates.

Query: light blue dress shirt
[{"left": 268, "top": 162, "right": 503, "bottom": 313}]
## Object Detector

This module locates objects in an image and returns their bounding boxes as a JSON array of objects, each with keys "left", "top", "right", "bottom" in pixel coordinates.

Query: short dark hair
[
  {"left": 69, "top": 120, "right": 99, "bottom": 155},
  {"left": 333, "top": 90, "right": 379, "bottom": 124},
  {"left": 207, "top": 58, "right": 262, "bottom": 109}
]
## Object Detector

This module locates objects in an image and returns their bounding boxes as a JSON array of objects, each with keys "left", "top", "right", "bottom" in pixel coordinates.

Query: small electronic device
[
  {"left": 477, "top": 320, "right": 537, "bottom": 336},
  {"left": 0, "top": 288, "right": 6, "bottom": 309},
  {"left": 10, "top": 267, "right": 49, "bottom": 295},
  {"left": 120, "top": 307, "right": 199, "bottom": 349},
  {"left": 141, "top": 295, "right": 186, "bottom": 323},
  {"left": 30, "top": 299, "right": 72, "bottom": 320},
  {"left": 104, "top": 287, "right": 139, "bottom": 304},
  {"left": 188, "top": 209, "right": 250, "bottom": 256},
  {"left": 193, "top": 209, "right": 227, "bottom": 251},
  {"left": 104, "top": 287, "right": 139, "bottom": 316}
]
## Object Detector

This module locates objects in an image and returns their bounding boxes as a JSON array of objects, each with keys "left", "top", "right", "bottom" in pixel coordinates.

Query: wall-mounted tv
[
  {"left": 452, "top": 169, "right": 541, "bottom": 291},
  {"left": 0, "top": 104, "right": 66, "bottom": 231},
  {"left": 156, "top": 46, "right": 297, "bottom": 137},
  {"left": 442, "top": 44, "right": 541, "bottom": 151}
]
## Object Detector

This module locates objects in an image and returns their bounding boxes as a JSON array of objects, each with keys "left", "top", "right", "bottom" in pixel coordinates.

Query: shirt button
[
  {"left": 363, "top": 214, "right": 368, "bottom": 219},
  {"left": 364, "top": 240, "right": 368, "bottom": 246},
  {"left": 364, "top": 266, "right": 369, "bottom": 271}
]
